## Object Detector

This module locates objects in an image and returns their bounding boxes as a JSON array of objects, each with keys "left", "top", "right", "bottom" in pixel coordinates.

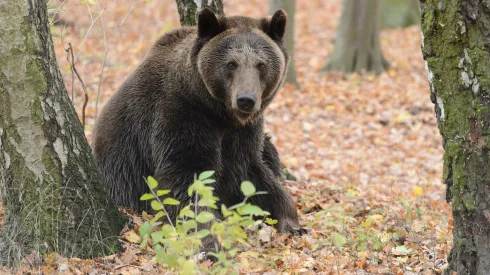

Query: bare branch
[
  {"left": 95, "top": 0, "right": 109, "bottom": 120},
  {"left": 118, "top": 0, "right": 135, "bottom": 28},
  {"left": 65, "top": 43, "right": 89, "bottom": 127}
]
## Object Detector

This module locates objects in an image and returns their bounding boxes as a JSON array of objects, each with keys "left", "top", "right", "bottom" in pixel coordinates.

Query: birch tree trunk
[
  {"left": 0, "top": 0, "right": 126, "bottom": 265},
  {"left": 270, "top": 0, "right": 299, "bottom": 88},
  {"left": 324, "top": 0, "right": 389, "bottom": 74},
  {"left": 176, "top": 0, "right": 224, "bottom": 26},
  {"left": 421, "top": 1, "right": 490, "bottom": 274}
]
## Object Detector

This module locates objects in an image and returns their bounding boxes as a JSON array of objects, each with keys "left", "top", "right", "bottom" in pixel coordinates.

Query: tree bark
[
  {"left": 421, "top": 1, "right": 490, "bottom": 274},
  {"left": 175, "top": 0, "right": 224, "bottom": 26},
  {"left": 381, "top": 0, "right": 420, "bottom": 29},
  {"left": 323, "top": 0, "right": 389, "bottom": 74},
  {"left": 269, "top": 0, "right": 300, "bottom": 88},
  {"left": 0, "top": 0, "right": 126, "bottom": 265}
]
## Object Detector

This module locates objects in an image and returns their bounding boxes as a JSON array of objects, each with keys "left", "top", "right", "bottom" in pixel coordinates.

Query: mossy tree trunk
[
  {"left": 175, "top": 0, "right": 224, "bottom": 26},
  {"left": 0, "top": 0, "right": 126, "bottom": 266},
  {"left": 421, "top": 1, "right": 490, "bottom": 274},
  {"left": 381, "top": 0, "right": 420, "bottom": 29},
  {"left": 323, "top": 0, "right": 389, "bottom": 74},
  {"left": 269, "top": 0, "right": 300, "bottom": 88}
]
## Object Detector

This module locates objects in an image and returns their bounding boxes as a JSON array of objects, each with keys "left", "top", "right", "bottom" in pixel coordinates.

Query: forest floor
[{"left": 1, "top": 0, "right": 451, "bottom": 274}]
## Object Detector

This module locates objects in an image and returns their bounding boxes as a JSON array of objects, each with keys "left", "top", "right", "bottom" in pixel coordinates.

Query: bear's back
[
  {"left": 99, "top": 27, "right": 198, "bottom": 116},
  {"left": 92, "top": 27, "right": 198, "bottom": 161}
]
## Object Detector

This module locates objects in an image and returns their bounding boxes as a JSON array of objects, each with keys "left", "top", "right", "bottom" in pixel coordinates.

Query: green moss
[
  {"left": 421, "top": 4, "right": 435, "bottom": 34},
  {"left": 462, "top": 193, "right": 476, "bottom": 211},
  {"left": 444, "top": 141, "right": 470, "bottom": 211}
]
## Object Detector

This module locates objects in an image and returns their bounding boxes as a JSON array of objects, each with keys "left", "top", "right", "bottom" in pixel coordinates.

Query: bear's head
[{"left": 195, "top": 8, "right": 288, "bottom": 124}]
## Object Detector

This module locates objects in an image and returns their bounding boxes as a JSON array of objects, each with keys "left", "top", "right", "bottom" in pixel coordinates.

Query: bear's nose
[{"left": 236, "top": 93, "right": 256, "bottom": 112}]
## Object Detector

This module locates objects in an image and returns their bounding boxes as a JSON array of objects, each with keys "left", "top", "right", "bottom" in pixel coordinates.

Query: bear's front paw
[
  {"left": 277, "top": 218, "right": 308, "bottom": 236},
  {"left": 288, "top": 227, "right": 308, "bottom": 236}
]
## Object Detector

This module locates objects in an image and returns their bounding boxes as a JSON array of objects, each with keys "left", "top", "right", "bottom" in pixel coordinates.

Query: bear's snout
[{"left": 236, "top": 93, "right": 256, "bottom": 112}]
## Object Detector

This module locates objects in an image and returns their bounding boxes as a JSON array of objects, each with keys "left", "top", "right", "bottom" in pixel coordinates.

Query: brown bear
[{"left": 92, "top": 8, "right": 304, "bottom": 250}]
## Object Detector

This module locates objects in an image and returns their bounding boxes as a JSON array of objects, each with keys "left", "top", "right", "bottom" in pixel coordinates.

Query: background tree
[
  {"left": 0, "top": 0, "right": 126, "bottom": 265},
  {"left": 270, "top": 0, "right": 299, "bottom": 88},
  {"left": 381, "top": 0, "right": 420, "bottom": 29},
  {"left": 421, "top": 1, "right": 490, "bottom": 274},
  {"left": 323, "top": 0, "right": 389, "bottom": 74},
  {"left": 176, "top": 0, "right": 224, "bottom": 26}
]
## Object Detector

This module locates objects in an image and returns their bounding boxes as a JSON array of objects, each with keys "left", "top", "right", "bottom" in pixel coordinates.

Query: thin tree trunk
[
  {"left": 176, "top": 0, "right": 224, "bottom": 26},
  {"left": 421, "top": 1, "right": 490, "bottom": 274},
  {"left": 0, "top": 0, "right": 126, "bottom": 265},
  {"left": 381, "top": 0, "right": 420, "bottom": 29},
  {"left": 269, "top": 0, "right": 299, "bottom": 88},
  {"left": 324, "top": 0, "right": 389, "bottom": 74}
]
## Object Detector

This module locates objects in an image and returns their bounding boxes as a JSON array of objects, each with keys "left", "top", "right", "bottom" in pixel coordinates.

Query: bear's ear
[
  {"left": 267, "top": 9, "right": 287, "bottom": 41},
  {"left": 197, "top": 8, "right": 225, "bottom": 42}
]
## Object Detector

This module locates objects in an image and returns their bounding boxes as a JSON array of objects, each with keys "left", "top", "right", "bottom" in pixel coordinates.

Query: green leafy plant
[{"left": 138, "top": 171, "right": 277, "bottom": 274}]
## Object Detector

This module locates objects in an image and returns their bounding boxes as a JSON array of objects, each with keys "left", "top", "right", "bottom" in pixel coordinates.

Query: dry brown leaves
[{"left": 0, "top": 0, "right": 452, "bottom": 274}]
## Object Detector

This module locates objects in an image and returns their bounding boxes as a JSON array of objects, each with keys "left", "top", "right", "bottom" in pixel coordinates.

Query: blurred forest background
[{"left": 2, "top": 0, "right": 452, "bottom": 274}]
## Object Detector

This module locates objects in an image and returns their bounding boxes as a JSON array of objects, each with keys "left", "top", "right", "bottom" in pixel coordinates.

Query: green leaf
[
  {"left": 202, "top": 179, "right": 216, "bottom": 184},
  {"left": 240, "top": 181, "right": 256, "bottom": 197},
  {"left": 154, "top": 244, "right": 166, "bottom": 264},
  {"left": 183, "top": 220, "right": 197, "bottom": 232},
  {"left": 221, "top": 204, "right": 232, "bottom": 217},
  {"left": 182, "top": 259, "right": 197, "bottom": 274},
  {"left": 139, "top": 221, "right": 151, "bottom": 237},
  {"left": 240, "top": 219, "right": 256, "bottom": 227},
  {"left": 151, "top": 211, "right": 166, "bottom": 223},
  {"left": 211, "top": 222, "right": 225, "bottom": 235},
  {"left": 332, "top": 232, "right": 347, "bottom": 248},
  {"left": 161, "top": 252, "right": 179, "bottom": 268},
  {"left": 163, "top": 198, "right": 180, "bottom": 205},
  {"left": 188, "top": 184, "right": 195, "bottom": 197},
  {"left": 147, "top": 176, "right": 158, "bottom": 190},
  {"left": 151, "top": 200, "right": 163, "bottom": 211},
  {"left": 265, "top": 218, "right": 278, "bottom": 225},
  {"left": 179, "top": 207, "right": 195, "bottom": 218},
  {"left": 139, "top": 237, "right": 148, "bottom": 249},
  {"left": 196, "top": 211, "right": 215, "bottom": 223},
  {"left": 161, "top": 224, "right": 176, "bottom": 238},
  {"left": 140, "top": 193, "right": 155, "bottom": 201},
  {"left": 199, "top": 171, "right": 215, "bottom": 180},
  {"left": 151, "top": 231, "right": 164, "bottom": 244},
  {"left": 198, "top": 197, "right": 216, "bottom": 207},
  {"left": 169, "top": 240, "right": 184, "bottom": 254},
  {"left": 195, "top": 229, "right": 210, "bottom": 239},
  {"left": 150, "top": 221, "right": 162, "bottom": 227},
  {"left": 156, "top": 189, "right": 171, "bottom": 196},
  {"left": 239, "top": 204, "right": 266, "bottom": 216}
]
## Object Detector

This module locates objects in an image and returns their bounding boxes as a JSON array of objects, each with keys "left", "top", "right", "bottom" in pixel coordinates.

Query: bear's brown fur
[{"left": 92, "top": 8, "right": 304, "bottom": 252}]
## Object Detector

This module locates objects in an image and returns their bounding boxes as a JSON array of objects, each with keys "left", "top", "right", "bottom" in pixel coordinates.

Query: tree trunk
[
  {"left": 420, "top": 1, "right": 490, "bottom": 274},
  {"left": 381, "top": 0, "right": 420, "bottom": 29},
  {"left": 0, "top": 0, "right": 126, "bottom": 265},
  {"left": 269, "top": 0, "right": 300, "bottom": 88},
  {"left": 323, "top": 0, "right": 389, "bottom": 74},
  {"left": 176, "top": 0, "right": 224, "bottom": 26}
]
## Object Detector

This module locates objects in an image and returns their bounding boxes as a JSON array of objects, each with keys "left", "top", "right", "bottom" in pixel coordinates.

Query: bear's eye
[
  {"left": 227, "top": 62, "right": 238, "bottom": 70},
  {"left": 257, "top": 63, "right": 266, "bottom": 70}
]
